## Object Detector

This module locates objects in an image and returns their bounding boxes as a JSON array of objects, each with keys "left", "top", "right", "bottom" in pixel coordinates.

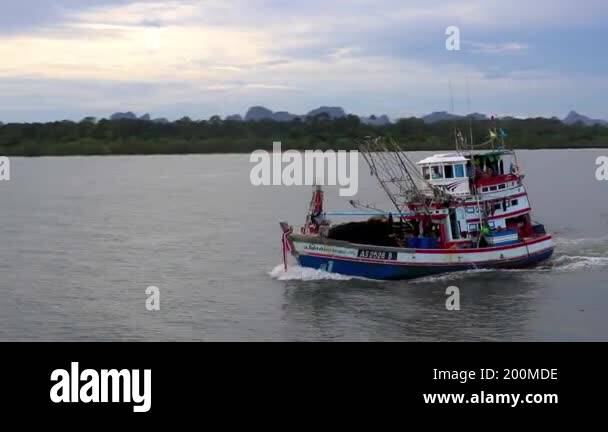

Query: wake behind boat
[{"left": 279, "top": 127, "right": 554, "bottom": 280}]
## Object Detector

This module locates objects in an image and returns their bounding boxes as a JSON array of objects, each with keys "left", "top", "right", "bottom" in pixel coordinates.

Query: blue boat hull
[{"left": 297, "top": 248, "right": 554, "bottom": 280}]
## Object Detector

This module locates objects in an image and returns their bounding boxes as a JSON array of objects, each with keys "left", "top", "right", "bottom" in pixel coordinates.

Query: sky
[{"left": 1, "top": 0, "right": 607, "bottom": 122}]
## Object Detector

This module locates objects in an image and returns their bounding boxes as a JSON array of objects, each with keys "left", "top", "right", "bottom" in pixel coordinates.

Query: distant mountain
[
  {"left": 422, "top": 111, "right": 463, "bottom": 124},
  {"left": 110, "top": 112, "right": 138, "bottom": 121},
  {"left": 466, "top": 113, "right": 488, "bottom": 121},
  {"left": 421, "top": 112, "right": 494, "bottom": 123},
  {"left": 244, "top": 106, "right": 304, "bottom": 122},
  {"left": 101, "top": 108, "right": 605, "bottom": 127},
  {"left": 245, "top": 106, "right": 274, "bottom": 121},
  {"left": 273, "top": 111, "right": 301, "bottom": 122},
  {"left": 307, "top": 106, "right": 346, "bottom": 119},
  {"left": 244, "top": 106, "right": 348, "bottom": 121},
  {"left": 107, "top": 112, "right": 165, "bottom": 122},
  {"left": 361, "top": 114, "right": 391, "bottom": 126},
  {"left": 563, "top": 111, "right": 608, "bottom": 126}
]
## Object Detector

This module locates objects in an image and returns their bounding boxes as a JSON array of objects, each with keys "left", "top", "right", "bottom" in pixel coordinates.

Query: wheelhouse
[
  {"left": 410, "top": 149, "right": 535, "bottom": 248},
  {"left": 418, "top": 154, "right": 470, "bottom": 196}
]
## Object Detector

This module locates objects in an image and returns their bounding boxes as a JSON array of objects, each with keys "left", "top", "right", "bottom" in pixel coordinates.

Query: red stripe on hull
[{"left": 416, "top": 235, "right": 551, "bottom": 254}]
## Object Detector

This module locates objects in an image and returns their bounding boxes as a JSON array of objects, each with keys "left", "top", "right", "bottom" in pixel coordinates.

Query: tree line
[{"left": 0, "top": 114, "right": 607, "bottom": 156}]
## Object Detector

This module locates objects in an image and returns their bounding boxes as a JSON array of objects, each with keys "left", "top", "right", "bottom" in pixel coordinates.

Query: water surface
[{"left": 0, "top": 150, "right": 606, "bottom": 341}]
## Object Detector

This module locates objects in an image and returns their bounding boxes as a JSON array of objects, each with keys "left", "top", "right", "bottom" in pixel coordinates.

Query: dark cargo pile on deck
[{"left": 328, "top": 219, "right": 399, "bottom": 247}]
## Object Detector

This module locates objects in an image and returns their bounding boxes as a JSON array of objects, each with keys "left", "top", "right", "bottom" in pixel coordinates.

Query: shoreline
[{"left": 3, "top": 147, "right": 607, "bottom": 158}]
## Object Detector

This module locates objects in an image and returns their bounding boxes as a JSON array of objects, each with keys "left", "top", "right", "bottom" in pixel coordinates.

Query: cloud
[
  {"left": 0, "top": 3, "right": 269, "bottom": 81},
  {"left": 0, "top": 0, "right": 607, "bottom": 121},
  {"left": 0, "top": 1, "right": 128, "bottom": 34},
  {"left": 466, "top": 42, "right": 529, "bottom": 54},
  {"left": 481, "top": 68, "right": 552, "bottom": 81},
  {"left": 327, "top": 47, "right": 359, "bottom": 60}
]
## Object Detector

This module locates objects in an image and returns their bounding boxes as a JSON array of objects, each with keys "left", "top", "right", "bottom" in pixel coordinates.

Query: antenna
[
  {"left": 449, "top": 80, "right": 455, "bottom": 114},
  {"left": 449, "top": 80, "right": 459, "bottom": 150},
  {"left": 465, "top": 77, "right": 472, "bottom": 113},
  {"left": 465, "top": 76, "right": 474, "bottom": 148}
]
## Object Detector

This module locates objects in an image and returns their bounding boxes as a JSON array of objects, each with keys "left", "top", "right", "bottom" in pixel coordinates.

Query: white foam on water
[
  {"left": 269, "top": 264, "right": 354, "bottom": 281},
  {"left": 409, "top": 268, "right": 494, "bottom": 284},
  {"left": 549, "top": 255, "right": 608, "bottom": 271},
  {"left": 269, "top": 250, "right": 608, "bottom": 283},
  {"left": 553, "top": 235, "right": 608, "bottom": 246}
]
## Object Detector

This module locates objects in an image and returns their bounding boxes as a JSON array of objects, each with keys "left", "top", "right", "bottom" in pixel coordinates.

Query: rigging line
[{"left": 360, "top": 138, "right": 402, "bottom": 214}]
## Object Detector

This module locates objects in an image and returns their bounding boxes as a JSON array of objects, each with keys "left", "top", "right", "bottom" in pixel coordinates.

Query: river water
[{"left": 1, "top": 150, "right": 606, "bottom": 341}]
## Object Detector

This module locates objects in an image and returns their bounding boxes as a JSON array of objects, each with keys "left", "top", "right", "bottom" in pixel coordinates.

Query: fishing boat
[{"left": 279, "top": 127, "right": 554, "bottom": 280}]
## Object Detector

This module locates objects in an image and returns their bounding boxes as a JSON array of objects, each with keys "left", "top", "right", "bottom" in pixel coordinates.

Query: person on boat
[
  {"left": 479, "top": 224, "right": 491, "bottom": 247},
  {"left": 387, "top": 213, "right": 400, "bottom": 246},
  {"left": 472, "top": 160, "right": 483, "bottom": 178},
  {"left": 308, "top": 221, "right": 319, "bottom": 234}
]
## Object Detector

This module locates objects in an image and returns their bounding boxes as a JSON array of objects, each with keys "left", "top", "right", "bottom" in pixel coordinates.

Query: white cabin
[
  {"left": 417, "top": 153, "right": 471, "bottom": 196},
  {"left": 416, "top": 150, "right": 533, "bottom": 246}
]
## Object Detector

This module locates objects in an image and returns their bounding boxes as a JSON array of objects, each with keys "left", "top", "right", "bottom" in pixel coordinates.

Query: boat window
[
  {"left": 494, "top": 203, "right": 502, "bottom": 211},
  {"left": 490, "top": 185, "right": 498, "bottom": 191},
  {"left": 468, "top": 223, "right": 480, "bottom": 232},
  {"left": 511, "top": 199, "right": 519, "bottom": 206},
  {"left": 466, "top": 206, "right": 476, "bottom": 214},
  {"left": 422, "top": 166, "right": 430, "bottom": 180},
  {"left": 498, "top": 184, "right": 506, "bottom": 190},
  {"left": 454, "top": 164, "right": 465, "bottom": 177},
  {"left": 444, "top": 165, "right": 454, "bottom": 179},
  {"left": 431, "top": 165, "right": 443, "bottom": 179},
  {"left": 482, "top": 187, "right": 489, "bottom": 192},
  {"left": 489, "top": 221, "right": 496, "bottom": 229}
]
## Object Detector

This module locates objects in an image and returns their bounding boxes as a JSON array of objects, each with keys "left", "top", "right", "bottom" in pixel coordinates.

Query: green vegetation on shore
[{"left": 1, "top": 115, "right": 608, "bottom": 156}]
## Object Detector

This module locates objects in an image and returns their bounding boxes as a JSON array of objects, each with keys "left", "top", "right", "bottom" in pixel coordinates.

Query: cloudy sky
[{"left": 1, "top": 0, "right": 607, "bottom": 122}]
